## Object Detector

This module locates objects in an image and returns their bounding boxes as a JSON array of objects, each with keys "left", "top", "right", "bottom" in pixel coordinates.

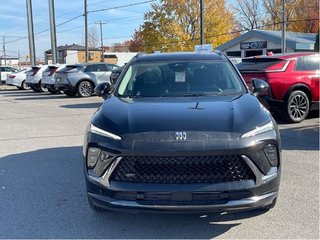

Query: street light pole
[
  {"left": 84, "top": 0, "right": 88, "bottom": 62},
  {"left": 26, "top": 0, "right": 36, "bottom": 66},
  {"left": 48, "top": 0, "right": 57, "bottom": 64},
  {"left": 281, "top": 0, "right": 286, "bottom": 53},
  {"left": 200, "top": 0, "right": 204, "bottom": 45}
]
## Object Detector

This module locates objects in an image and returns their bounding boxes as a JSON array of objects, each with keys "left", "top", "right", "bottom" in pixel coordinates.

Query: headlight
[
  {"left": 89, "top": 124, "right": 121, "bottom": 140},
  {"left": 241, "top": 121, "right": 274, "bottom": 138}
]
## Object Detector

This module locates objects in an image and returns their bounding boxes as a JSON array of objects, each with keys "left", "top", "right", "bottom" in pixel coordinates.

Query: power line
[
  {"left": 88, "top": 0, "right": 156, "bottom": 13},
  {"left": 5, "top": 14, "right": 83, "bottom": 44}
]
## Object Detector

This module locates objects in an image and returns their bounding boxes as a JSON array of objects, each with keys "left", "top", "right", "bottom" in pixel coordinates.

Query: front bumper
[
  {"left": 88, "top": 191, "right": 278, "bottom": 213},
  {"left": 84, "top": 130, "right": 281, "bottom": 213}
]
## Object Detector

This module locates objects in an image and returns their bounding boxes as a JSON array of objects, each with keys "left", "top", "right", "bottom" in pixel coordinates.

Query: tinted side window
[
  {"left": 106, "top": 64, "right": 117, "bottom": 71},
  {"left": 98, "top": 64, "right": 108, "bottom": 71},
  {"left": 296, "top": 56, "right": 320, "bottom": 71},
  {"left": 85, "top": 64, "right": 108, "bottom": 72}
]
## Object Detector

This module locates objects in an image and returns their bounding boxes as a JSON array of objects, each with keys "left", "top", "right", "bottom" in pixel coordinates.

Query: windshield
[{"left": 117, "top": 61, "right": 246, "bottom": 98}]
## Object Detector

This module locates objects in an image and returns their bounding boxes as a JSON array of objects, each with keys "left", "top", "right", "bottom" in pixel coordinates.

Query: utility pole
[
  {"left": 48, "top": 0, "right": 57, "bottom": 64},
  {"left": 95, "top": 21, "right": 107, "bottom": 62},
  {"left": 200, "top": 0, "right": 204, "bottom": 45},
  {"left": 26, "top": 0, "right": 36, "bottom": 66},
  {"left": 281, "top": 0, "right": 286, "bottom": 53},
  {"left": 2, "top": 36, "right": 6, "bottom": 66},
  {"left": 18, "top": 50, "right": 21, "bottom": 69},
  {"left": 84, "top": 0, "right": 88, "bottom": 62}
]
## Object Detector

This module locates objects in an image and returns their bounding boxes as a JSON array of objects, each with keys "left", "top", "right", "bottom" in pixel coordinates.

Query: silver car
[
  {"left": 25, "top": 65, "right": 48, "bottom": 92},
  {"left": 54, "top": 63, "right": 118, "bottom": 97},
  {"left": 41, "top": 64, "right": 66, "bottom": 94}
]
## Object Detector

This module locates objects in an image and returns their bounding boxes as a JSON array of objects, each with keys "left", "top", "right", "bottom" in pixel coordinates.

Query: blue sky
[{"left": 0, "top": 0, "right": 155, "bottom": 60}]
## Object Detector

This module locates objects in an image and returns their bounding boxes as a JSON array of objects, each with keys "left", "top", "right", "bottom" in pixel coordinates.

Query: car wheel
[
  {"left": 21, "top": 80, "right": 30, "bottom": 90},
  {"left": 285, "top": 90, "right": 310, "bottom": 123},
  {"left": 38, "top": 81, "right": 47, "bottom": 92},
  {"left": 261, "top": 197, "right": 277, "bottom": 211},
  {"left": 64, "top": 90, "right": 77, "bottom": 97},
  {"left": 30, "top": 86, "right": 41, "bottom": 92},
  {"left": 87, "top": 195, "right": 105, "bottom": 212},
  {"left": 77, "top": 80, "right": 93, "bottom": 97},
  {"left": 47, "top": 88, "right": 59, "bottom": 94}
]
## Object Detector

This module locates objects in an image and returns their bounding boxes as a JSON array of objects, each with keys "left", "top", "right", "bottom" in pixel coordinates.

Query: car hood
[{"left": 91, "top": 93, "right": 271, "bottom": 137}]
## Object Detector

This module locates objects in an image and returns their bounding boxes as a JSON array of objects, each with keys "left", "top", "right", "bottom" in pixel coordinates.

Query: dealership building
[{"left": 215, "top": 30, "right": 317, "bottom": 58}]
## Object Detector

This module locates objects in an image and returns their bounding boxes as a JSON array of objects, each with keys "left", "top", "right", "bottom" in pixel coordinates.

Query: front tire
[
  {"left": 285, "top": 90, "right": 310, "bottom": 123},
  {"left": 30, "top": 86, "right": 41, "bottom": 92},
  {"left": 20, "top": 80, "right": 31, "bottom": 90},
  {"left": 77, "top": 80, "right": 94, "bottom": 97},
  {"left": 47, "top": 88, "right": 59, "bottom": 94}
]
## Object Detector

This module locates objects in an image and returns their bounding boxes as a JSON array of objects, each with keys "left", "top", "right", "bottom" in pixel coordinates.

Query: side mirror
[
  {"left": 95, "top": 82, "right": 111, "bottom": 100},
  {"left": 110, "top": 72, "right": 120, "bottom": 85},
  {"left": 252, "top": 78, "right": 269, "bottom": 96}
]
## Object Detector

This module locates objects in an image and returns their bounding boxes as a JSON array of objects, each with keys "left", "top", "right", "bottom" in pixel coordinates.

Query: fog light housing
[
  {"left": 264, "top": 144, "right": 278, "bottom": 167},
  {"left": 87, "top": 147, "right": 101, "bottom": 168}
]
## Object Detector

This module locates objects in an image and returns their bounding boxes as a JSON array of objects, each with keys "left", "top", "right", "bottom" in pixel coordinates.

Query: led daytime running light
[
  {"left": 241, "top": 121, "right": 274, "bottom": 138},
  {"left": 90, "top": 124, "right": 121, "bottom": 140}
]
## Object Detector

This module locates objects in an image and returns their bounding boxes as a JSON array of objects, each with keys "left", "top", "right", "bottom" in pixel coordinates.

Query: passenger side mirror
[
  {"left": 95, "top": 82, "right": 111, "bottom": 100},
  {"left": 252, "top": 78, "right": 269, "bottom": 96}
]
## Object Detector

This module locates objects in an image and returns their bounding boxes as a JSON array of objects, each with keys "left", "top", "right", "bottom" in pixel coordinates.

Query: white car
[
  {"left": 41, "top": 64, "right": 66, "bottom": 94},
  {"left": 1, "top": 66, "right": 19, "bottom": 83},
  {"left": 25, "top": 65, "right": 48, "bottom": 92},
  {"left": 5, "top": 69, "right": 31, "bottom": 90}
]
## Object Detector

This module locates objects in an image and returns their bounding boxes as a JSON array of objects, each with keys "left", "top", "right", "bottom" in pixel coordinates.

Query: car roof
[
  {"left": 246, "top": 52, "right": 319, "bottom": 60},
  {"left": 134, "top": 52, "right": 225, "bottom": 63}
]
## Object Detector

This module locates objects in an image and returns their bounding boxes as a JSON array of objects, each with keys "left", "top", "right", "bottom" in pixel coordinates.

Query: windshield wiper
[{"left": 163, "top": 92, "right": 223, "bottom": 97}]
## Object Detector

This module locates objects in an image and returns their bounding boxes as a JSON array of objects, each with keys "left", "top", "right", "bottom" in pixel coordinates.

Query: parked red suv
[{"left": 236, "top": 52, "right": 319, "bottom": 123}]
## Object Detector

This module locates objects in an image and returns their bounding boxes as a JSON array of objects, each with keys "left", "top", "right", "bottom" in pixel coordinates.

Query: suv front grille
[{"left": 110, "top": 155, "right": 255, "bottom": 184}]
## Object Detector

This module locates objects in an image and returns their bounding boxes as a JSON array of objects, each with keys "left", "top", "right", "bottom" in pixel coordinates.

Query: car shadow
[
  {"left": 60, "top": 102, "right": 102, "bottom": 109},
  {"left": 13, "top": 95, "right": 77, "bottom": 100},
  {"left": 275, "top": 110, "right": 319, "bottom": 151},
  {"left": 279, "top": 124, "right": 319, "bottom": 151},
  {"left": 0, "top": 146, "right": 267, "bottom": 239}
]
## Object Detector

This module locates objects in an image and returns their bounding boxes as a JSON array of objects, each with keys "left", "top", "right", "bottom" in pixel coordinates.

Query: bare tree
[
  {"left": 88, "top": 26, "right": 99, "bottom": 48},
  {"left": 232, "top": 0, "right": 266, "bottom": 31}
]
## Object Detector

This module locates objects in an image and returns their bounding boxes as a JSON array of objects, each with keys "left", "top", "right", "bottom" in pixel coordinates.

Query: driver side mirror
[
  {"left": 95, "top": 82, "right": 111, "bottom": 100},
  {"left": 251, "top": 78, "right": 269, "bottom": 96}
]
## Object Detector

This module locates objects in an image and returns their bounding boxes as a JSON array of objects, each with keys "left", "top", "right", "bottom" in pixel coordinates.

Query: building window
[
  {"left": 245, "top": 50, "right": 262, "bottom": 57},
  {"left": 267, "top": 49, "right": 281, "bottom": 54},
  {"left": 226, "top": 51, "right": 241, "bottom": 57}
]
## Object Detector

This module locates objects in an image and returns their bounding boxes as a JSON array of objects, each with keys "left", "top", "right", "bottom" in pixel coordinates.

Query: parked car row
[
  {"left": 3, "top": 52, "right": 319, "bottom": 123},
  {"left": 5, "top": 63, "right": 120, "bottom": 97}
]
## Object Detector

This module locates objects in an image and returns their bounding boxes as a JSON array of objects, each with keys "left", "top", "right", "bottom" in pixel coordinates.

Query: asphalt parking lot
[{"left": 0, "top": 87, "right": 319, "bottom": 239}]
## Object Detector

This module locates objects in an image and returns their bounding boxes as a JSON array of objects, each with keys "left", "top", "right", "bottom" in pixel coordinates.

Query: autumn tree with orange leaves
[
  {"left": 138, "top": 0, "right": 236, "bottom": 53},
  {"left": 264, "top": 0, "right": 319, "bottom": 33}
]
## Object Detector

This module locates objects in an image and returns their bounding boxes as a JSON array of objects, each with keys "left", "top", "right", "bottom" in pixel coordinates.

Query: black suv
[{"left": 83, "top": 51, "right": 281, "bottom": 213}]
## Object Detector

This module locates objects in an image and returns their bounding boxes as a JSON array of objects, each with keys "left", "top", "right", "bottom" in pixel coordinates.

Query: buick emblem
[{"left": 175, "top": 132, "right": 187, "bottom": 141}]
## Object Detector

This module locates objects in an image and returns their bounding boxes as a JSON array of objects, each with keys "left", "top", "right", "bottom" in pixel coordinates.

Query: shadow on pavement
[
  {"left": 280, "top": 124, "right": 319, "bottom": 151},
  {"left": 60, "top": 102, "right": 102, "bottom": 109},
  {"left": 0, "top": 146, "right": 267, "bottom": 239},
  {"left": 13, "top": 95, "right": 76, "bottom": 100}
]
